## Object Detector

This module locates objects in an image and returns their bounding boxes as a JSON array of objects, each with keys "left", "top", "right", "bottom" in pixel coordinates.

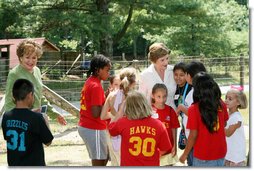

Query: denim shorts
[
  {"left": 193, "top": 157, "right": 225, "bottom": 167},
  {"left": 187, "top": 148, "right": 194, "bottom": 166}
]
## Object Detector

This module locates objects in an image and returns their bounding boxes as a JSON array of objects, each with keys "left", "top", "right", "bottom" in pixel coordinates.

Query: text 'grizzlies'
[{"left": 6, "top": 120, "right": 28, "bottom": 131}]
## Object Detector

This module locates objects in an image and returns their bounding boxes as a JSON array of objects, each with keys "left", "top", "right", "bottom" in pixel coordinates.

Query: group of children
[
  {"left": 1, "top": 55, "right": 248, "bottom": 167},
  {"left": 101, "top": 59, "right": 248, "bottom": 167}
]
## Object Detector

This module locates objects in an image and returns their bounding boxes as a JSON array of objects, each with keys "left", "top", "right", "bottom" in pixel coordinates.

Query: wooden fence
[{"left": 0, "top": 55, "right": 249, "bottom": 101}]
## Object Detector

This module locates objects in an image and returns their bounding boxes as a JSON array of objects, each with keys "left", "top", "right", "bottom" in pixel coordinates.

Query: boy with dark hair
[{"left": 1, "top": 79, "right": 54, "bottom": 166}]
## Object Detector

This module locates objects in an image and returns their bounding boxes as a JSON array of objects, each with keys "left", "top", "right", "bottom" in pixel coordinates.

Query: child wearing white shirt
[{"left": 225, "top": 88, "right": 248, "bottom": 166}]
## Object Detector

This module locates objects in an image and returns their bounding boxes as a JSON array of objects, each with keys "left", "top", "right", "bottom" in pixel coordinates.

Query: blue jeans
[
  {"left": 187, "top": 148, "right": 194, "bottom": 166},
  {"left": 193, "top": 157, "right": 225, "bottom": 167}
]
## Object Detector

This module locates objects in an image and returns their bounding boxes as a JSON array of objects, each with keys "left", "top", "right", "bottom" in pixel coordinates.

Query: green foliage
[
  {"left": 59, "top": 40, "right": 78, "bottom": 50},
  {"left": 142, "top": 0, "right": 248, "bottom": 57},
  {"left": 0, "top": 0, "right": 249, "bottom": 58}
]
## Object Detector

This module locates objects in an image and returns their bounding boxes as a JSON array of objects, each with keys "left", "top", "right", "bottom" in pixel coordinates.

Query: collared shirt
[{"left": 139, "top": 64, "right": 176, "bottom": 109}]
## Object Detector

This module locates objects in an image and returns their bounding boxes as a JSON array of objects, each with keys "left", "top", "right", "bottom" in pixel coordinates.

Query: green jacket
[{"left": 4, "top": 64, "right": 58, "bottom": 119}]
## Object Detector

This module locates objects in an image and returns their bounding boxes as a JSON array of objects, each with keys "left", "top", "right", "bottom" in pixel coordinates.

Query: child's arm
[
  {"left": 225, "top": 121, "right": 241, "bottom": 137},
  {"left": 176, "top": 104, "right": 188, "bottom": 116},
  {"left": 40, "top": 115, "right": 54, "bottom": 147},
  {"left": 100, "top": 95, "right": 112, "bottom": 120},
  {"left": 171, "top": 128, "right": 177, "bottom": 156},
  {"left": 42, "top": 114, "right": 50, "bottom": 129},
  {"left": 110, "top": 100, "right": 125, "bottom": 123},
  {"left": 91, "top": 106, "right": 103, "bottom": 118},
  {"left": 179, "top": 129, "right": 197, "bottom": 164},
  {"left": 45, "top": 141, "right": 52, "bottom": 146},
  {"left": 101, "top": 92, "right": 119, "bottom": 120}
]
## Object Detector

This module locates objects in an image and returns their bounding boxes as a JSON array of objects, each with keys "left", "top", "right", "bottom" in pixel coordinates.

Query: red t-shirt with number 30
[{"left": 108, "top": 116, "right": 172, "bottom": 166}]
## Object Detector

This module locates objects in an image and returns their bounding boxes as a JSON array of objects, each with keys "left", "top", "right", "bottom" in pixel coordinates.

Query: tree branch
[{"left": 113, "top": 2, "right": 134, "bottom": 45}]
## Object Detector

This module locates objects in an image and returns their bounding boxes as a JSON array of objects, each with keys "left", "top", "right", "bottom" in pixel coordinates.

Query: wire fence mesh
[{"left": 0, "top": 55, "right": 249, "bottom": 102}]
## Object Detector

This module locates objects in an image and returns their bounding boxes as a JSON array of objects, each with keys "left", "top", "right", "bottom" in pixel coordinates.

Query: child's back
[
  {"left": 109, "top": 115, "right": 171, "bottom": 166},
  {"left": 2, "top": 109, "right": 53, "bottom": 166},
  {"left": 108, "top": 90, "right": 172, "bottom": 166},
  {"left": 1, "top": 78, "right": 53, "bottom": 166}
]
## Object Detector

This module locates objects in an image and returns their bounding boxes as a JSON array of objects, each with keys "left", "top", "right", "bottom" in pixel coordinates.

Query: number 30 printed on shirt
[{"left": 129, "top": 136, "right": 156, "bottom": 157}]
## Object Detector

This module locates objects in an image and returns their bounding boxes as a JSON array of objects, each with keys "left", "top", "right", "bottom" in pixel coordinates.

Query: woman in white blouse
[{"left": 139, "top": 42, "right": 176, "bottom": 109}]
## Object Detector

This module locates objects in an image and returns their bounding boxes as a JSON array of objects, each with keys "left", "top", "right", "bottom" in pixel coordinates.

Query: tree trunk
[{"left": 96, "top": 0, "right": 113, "bottom": 58}]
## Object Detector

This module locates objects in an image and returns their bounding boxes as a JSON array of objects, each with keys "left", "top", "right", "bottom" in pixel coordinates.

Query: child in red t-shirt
[
  {"left": 101, "top": 67, "right": 137, "bottom": 166},
  {"left": 108, "top": 90, "right": 172, "bottom": 166},
  {"left": 179, "top": 72, "right": 229, "bottom": 166},
  {"left": 78, "top": 54, "right": 111, "bottom": 166},
  {"left": 151, "top": 83, "right": 180, "bottom": 166}
]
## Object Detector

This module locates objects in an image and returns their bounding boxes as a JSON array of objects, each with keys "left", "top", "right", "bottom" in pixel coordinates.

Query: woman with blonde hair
[
  {"left": 139, "top": 42, "right": 176, "bottom": 110},
  {"left": 108, "top": 90, "right": 172, "bottom": 166},
  {"left": 4, "top": 39, "right": 66, "bottom": 125}
]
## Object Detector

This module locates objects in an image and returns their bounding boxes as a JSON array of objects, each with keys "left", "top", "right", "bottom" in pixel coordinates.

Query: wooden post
[
  {"left": 133, "top": 36, "right": 137, "bottom": 59},
  {"left": 122, "top": 53, "right": 126, "bottom": 61},
  {"left": 239, "top": 54, "right": 244, "bottom": 90},
  {"left": 225, "top": 57, "right": 228, "bottom": 75}
]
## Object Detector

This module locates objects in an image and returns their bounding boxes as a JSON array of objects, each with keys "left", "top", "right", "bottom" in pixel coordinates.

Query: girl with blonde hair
[
  {"left": 101, "top": 67, "right": 137, "bottom": 166},
  {"left": 224, "top": 88, "right": 248, "bottom": 166},
  {"left": 108, "top": 90, "right": 172, "bottom": 166}
]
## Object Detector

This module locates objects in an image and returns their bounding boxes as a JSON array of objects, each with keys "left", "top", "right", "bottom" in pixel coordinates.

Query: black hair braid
[{"left": 86, "top": 54, "right": 111, "bottom": 78}]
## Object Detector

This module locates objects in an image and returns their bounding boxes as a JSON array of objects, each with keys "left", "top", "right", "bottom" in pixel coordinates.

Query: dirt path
[
  {"left": 0, "top": 127, "right": 108, "bottom": 166},
  {"left": 0, "top": 127, "right": 184, "bottom": 166},
  {"left": 0, "top": 125, "right": 249, "bottom": 166},
  {"left": 0, "top": 127, "right": 90, "bottom": 166},
  {"left": 44, "top": 127, "right": 185, "bottom": 166},
  {"left": 44, "top": 127, "right": 91, "bottom": 166}
]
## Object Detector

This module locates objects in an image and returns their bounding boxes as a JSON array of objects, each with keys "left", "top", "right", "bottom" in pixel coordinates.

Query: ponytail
[{"left": 120, "top": 76, "right": 130, "bottom": 96}]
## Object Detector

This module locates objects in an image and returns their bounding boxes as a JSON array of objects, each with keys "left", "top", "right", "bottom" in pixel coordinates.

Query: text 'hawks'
[{"left": 130, "top": 126, "right": 156, "bottom": 136}]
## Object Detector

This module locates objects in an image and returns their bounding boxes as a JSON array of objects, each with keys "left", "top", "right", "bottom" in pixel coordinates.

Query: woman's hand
[{"left": 57, "top": 114, "right": 67, "bottom": 125}]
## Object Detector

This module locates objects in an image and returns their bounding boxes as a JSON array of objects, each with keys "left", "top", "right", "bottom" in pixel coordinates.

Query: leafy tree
[
  {"left": 142, "top": 0, "right": 248, "bottom": 57},
  {"left": 0, "top": 0, "right": 248, "bottom": 58}
]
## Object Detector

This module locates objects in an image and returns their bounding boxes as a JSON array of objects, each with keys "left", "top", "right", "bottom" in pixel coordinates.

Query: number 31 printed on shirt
[
  {"left": 129, "top": 136, "right": 156, "bottom": 157},
  {"left": 6, "top": 130, "right": 26, "bottom": 151}
]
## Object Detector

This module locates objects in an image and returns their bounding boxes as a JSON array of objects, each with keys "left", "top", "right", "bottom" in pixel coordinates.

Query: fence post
[
  {"left": 122, "top": 53, "right": 126, "bottom": 61},
  {"left": 239, "top": 54, "right": 244, "bottom": 90}
]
